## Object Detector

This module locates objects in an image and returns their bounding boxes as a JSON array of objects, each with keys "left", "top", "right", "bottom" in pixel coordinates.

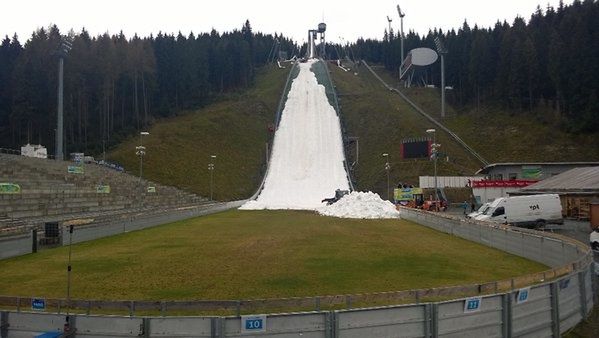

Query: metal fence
[
  {"left": 0, "top": 208, "right": 593, "bottom": 337},
  {"left": 0, "top": 201, "right": 242, "bottom": 259},
  {"left": 1, "top": 268, "right": 593, "bottom": 337}
]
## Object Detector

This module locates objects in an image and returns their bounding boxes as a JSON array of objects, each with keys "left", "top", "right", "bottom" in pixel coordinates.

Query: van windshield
[{"left": 478, "top": 204, "right": 489, "bottom": 213}]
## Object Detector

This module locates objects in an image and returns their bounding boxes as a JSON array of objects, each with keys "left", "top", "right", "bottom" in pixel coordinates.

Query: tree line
[
  {"left": 350, "top": 0, "right": 599, "bottom": 133},
  {"left": 0, "top": 21, "right": 297, "bottom": 155}
]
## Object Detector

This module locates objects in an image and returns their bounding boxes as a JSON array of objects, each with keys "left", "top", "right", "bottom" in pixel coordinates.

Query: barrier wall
[
  {"left": 1, "top": 208, "right": 594, "bottom": 337},
  {"left": 1, "top": 270, "right": 593, "bottom": 338},
  {"left": 0, "top": 232, "right": 31, "bottom": 259},
  {"left": 0, "top": 201, "right": 240, "bottom": 259}
]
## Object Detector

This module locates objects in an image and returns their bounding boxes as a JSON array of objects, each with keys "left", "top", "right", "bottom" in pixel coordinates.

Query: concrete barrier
[{"left": 0, "top": 232, "right": 31, "bottom": 259}]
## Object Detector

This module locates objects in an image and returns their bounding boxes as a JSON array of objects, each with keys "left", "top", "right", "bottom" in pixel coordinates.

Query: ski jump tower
[{"left": 308, "top": 22, "right": 327, "bottom": 58}]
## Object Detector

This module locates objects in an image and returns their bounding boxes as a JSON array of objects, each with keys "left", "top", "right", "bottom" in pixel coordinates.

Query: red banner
[{"left": 472, "top": 180, "right": 538, "bottom": 188}]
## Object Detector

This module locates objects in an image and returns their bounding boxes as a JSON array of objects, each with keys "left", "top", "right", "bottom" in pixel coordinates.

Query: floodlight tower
[
  {"left": 434, "top": 37, "right": 448, "bottom": 118},
  {"left": 397, "top": 5, "right": 406, "bottom": 63},
  {"left": 55, "top": 35, "right": 73, "bottom": 161},
  {"left": 386, "top": 16, "right": 393, "bottom": 39}
]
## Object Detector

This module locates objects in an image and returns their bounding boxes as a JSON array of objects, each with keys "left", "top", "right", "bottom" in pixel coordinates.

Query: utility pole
[
  {"left": 64, "top": 224, "right": 74, "bottom": 335},
  {"left": 55, "top": 36, "right": 72, "bottom": 161},
  {"left": 136, "top": 132, "right": 149, "bottom": 183},
  {"left": 427, "top": 129, "right": 440, "bottom": 210},
  {"left": 386, "top": 16, "right": 393, "bottom": 40},
  {"left": 208, "top": 155, "right": 216, "bottom": 200},
  {"left": 383, "top": 153, "right": 390, "bottom": 201}
]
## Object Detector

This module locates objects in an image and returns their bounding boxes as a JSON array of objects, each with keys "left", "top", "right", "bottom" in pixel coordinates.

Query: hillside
[
  {"left": 370, "top": 65, "right": 599, "bottom": 163},
  {"left": 107, "top": 61, "right": 599, "bottom": 202},
  {"left": 107, "top": 64, "right": 290, "bottom": 201},
  {"left": 330, "top": 63, "right": 482, "bottom": 197}
]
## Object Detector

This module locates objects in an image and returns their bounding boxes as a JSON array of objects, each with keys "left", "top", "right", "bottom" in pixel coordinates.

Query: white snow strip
[
  {"left": 317, "top": 191, "right": 400, "bottom": 219},
  {"left": 240, "top": 60, "right": 349, "bottom": 210}
]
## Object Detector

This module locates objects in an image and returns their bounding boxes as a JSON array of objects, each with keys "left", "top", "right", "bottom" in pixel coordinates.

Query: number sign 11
[{"left": 464, "top": 297, "right": 482, "bottom": 313}]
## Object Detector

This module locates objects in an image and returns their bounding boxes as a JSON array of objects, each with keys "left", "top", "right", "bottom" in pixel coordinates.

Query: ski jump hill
[{"left": 241, "top": 59, "right": 352, "bottom": 210}]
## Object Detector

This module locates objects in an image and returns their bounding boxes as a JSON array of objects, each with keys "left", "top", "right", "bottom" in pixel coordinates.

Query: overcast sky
[{"left": 1, "top": 0, "right": 573, "bottom": 44}]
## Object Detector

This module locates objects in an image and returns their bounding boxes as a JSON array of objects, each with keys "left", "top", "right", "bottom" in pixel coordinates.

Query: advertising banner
[
  {"left": 394, "top": 187, "right": 423, "bottom": 202},
  {"left": 96, "top": 185, "right": 111, "bottom": 194},
  {"left": 472, "top": 180, "right": 538, "bottom": 188},
  {"left": 0, "top": 183, "right": 21, "bottom": 194},
  {"left": 67, "top": 165, "right": 84, "bottom": 174},
  {"left": 522, "top": 166, "right": 542, "bottom": 179}
]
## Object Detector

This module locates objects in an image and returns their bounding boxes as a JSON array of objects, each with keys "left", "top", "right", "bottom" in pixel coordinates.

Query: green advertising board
[
  {"left": 394, "top": 187, "right": 423, "bottom": 202},
  {"left": 96, "top": 185, "right": 111, "bottom": 194},
  {"left": 67, "top": 165, "right": 84, "bottom": 174},
  {"left": 0, "top": 183, "right": 21, "bottom": 194},
  {"left": 522, "top": 166, "right": 542, "bottom": 179},
  {"left": 147, "top": 186, "right": 156, "bottom": 193}
]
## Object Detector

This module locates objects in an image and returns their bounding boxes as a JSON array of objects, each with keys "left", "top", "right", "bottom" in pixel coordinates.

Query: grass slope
[
  {"left": 0, "top": 210, "right": 546, "bottom": 301},
  {"left": 108, "top": 65, "right": 290, "bottom": 201},
  {"left": 371, "top": 65, "right": 599, "bottom": 163},
  {"left": 331, "top": 64, "right": 482, "bottom": 196}
]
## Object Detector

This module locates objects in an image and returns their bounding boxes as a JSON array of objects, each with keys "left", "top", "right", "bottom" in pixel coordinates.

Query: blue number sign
[
  {"left": 464, "top": 297, "right": 482, "bottom": 313},
  {"left": 241, "top": 315, "right": 266, "bottom": 333},
  {"left": 31, "top": 298, "right": 46, "bottom": 311},
  {"left": 516, "top": 287, "right": 530, "bottom": 304}
]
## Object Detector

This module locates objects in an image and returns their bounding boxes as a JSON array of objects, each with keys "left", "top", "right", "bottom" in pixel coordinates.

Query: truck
[{"left": 474, "top": 194, "right": 563, "bottom": 228}]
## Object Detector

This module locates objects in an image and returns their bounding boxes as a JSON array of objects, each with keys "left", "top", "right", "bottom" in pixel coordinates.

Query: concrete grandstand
[{"left": 0, "top": 152, "right": 209, "bottom": 235}]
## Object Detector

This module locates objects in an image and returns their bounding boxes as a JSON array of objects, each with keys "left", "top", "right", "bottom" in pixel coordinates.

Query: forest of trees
[
  {"left": 0, "top": 20, "right": 297, "bottom": 155},
  {"left": 350, "top": 0, "right": 599, "bottom": 133},
  {"left": 1, "top": 1, "right": 597, "bottom": 159}
]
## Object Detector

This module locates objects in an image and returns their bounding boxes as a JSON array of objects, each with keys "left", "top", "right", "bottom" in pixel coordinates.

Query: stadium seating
[{"left": 0, "top": 153, "right": 208, "bottom": 234}]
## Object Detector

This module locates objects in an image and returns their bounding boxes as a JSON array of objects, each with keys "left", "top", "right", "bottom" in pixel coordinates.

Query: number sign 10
[{"left": 241, "top": 315, "right": 266, "bottom": 333}]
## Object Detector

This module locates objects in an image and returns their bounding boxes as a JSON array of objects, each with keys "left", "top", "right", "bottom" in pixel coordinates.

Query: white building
[{"left": 20, "top": 144, "right": 47, "bottom": 159}]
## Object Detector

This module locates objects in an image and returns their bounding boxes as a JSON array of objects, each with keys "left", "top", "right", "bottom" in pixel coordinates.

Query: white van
[
  {"left": 475, "top": 194, "right": 563, "bottom": 228},
  {"left": 467, "top": 202, "right": 490, "bottom": 219}
]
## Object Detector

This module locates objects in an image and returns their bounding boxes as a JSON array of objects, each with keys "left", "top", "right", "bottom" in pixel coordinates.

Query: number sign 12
[{"left": 241, "top": 315, "right": 266, "bottom": 333}]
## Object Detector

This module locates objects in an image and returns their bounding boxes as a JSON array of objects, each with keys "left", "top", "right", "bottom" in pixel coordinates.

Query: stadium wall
[{"left": 0, "top": 208, "right": 594, "bottom": 337}]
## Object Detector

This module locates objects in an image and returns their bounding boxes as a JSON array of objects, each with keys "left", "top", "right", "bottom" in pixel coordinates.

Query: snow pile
[
  {"left": 240, "top": 59, "right": 349, "bottom": 210},
  {"left": 317, "top": 191, "right": 400, "bottom": 219}
]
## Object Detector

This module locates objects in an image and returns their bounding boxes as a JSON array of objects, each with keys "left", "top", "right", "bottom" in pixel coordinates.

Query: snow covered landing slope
[{"left": 241, "top": 60, "right": 349, "bottom": 210}]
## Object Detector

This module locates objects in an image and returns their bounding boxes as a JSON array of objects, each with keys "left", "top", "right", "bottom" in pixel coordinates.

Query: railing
[
  {"left": 250, "top": 62, "right": 299, "bottom": 200},
  {"left": 316, "top": 59, "right": 356, "bottom": 191}
]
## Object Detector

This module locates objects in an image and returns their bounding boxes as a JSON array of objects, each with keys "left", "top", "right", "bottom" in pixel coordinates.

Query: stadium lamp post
[
  {"left": 397, "top": 5, "right": 405, "bottom": 64},
  {"left": 434, "top": 37, "right": 448, "bottom": 118},
  {"left": 426, "top": 129, "right": 440, "bottom": 208},
  {"left": 208, "top": 155, "right": 216, "bottom": 200},
  {"left": 383, "top": 153, "right": 390, "bottom": 201},
  {"left": 55, "top": 35, "right": 73, "bottom": 161},
  {"left": 136, "top": 132, "right": 149, "bottom": 183}
]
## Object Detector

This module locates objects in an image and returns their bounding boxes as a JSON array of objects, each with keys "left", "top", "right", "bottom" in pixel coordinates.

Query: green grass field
[{"left": 0, "top": 210, "right": 546, "bottom": 301}]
